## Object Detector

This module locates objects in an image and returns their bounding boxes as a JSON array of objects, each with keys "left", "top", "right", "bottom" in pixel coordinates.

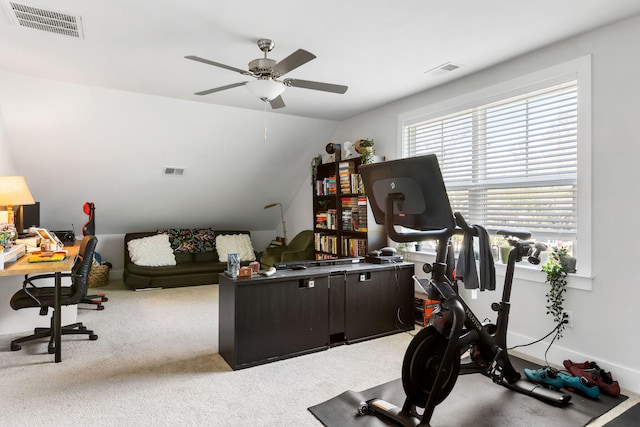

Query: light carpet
[{"left": 0, "top": 280, "right": 637, "bottom": 426}]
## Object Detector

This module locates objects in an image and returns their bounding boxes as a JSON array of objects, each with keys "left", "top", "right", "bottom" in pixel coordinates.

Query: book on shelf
[
  {"left": 341, "top": 236, "right": 368, "bottom": 257},
  {"left": 350, "top": 173, "right": 363, "bottom": 194},
  {"left": 314, "top": 232, "right": 338, "bottom": 255},
  {"left": 315, "top": 209, "right": 337, "bottom": 230},
  {"left": 338, "top": 161, "right": 356, "bottom": 194},
  {"left": 316, "top": 175, "right": 337, "bottom": 196},
  {"left": 338, "top": 196, "right": 368, "bottom": 232}
]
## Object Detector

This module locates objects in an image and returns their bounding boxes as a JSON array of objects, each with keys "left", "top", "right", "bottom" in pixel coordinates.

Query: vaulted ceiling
[{"left": 2, "top": 0, "right": 640, "bottom": 121}]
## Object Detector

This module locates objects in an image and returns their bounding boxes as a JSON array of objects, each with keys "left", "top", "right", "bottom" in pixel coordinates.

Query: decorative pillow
[
  {"left": 215, "top": 234, "right": 256, "bottom": 262},
  {"left": 159, "top": 228, "right": 216, "bottom": 253},
  {"left": 127, "top": 234, "right": 176, "bottom": 266}
]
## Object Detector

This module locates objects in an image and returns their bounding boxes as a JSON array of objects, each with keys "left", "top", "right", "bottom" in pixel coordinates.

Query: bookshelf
[{"left": 313, "top": 157, "right": 385, "bottom": 259}]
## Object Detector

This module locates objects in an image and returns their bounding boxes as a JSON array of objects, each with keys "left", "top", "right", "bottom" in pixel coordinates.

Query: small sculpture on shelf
[{"left": 343, "top": 141, "right": 355, "bottom": 158}]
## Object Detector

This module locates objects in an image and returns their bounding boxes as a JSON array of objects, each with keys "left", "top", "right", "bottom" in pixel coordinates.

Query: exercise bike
[{"left": 356, "top": 155, "right": 571, "bottom": 426}]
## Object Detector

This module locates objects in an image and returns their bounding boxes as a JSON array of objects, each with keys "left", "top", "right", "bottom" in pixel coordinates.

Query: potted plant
[
  {"left": 542, "top": 246, "right": 571, "bottom": 338},
  {"left": 356, "top": 138, "right": 375, "bottom": 164},
  {"left": 310, "top": 154, "right": 323, "bottom": 187}
]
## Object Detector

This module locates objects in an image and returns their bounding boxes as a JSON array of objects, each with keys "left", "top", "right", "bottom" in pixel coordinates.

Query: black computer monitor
[
  {"left": 359, "top": 154, "right": 455, "bottom": 231},
  {"left": 15, "top": 202, "right": 40, "bottom": 233}
]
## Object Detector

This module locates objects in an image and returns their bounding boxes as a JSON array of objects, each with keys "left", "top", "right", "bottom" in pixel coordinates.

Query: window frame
[{"left": 397, "top": 56, "right": 592, "bottom": 289}]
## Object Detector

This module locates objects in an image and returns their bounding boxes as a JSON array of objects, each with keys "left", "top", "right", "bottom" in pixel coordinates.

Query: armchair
[{"left": 260, "top": 230, "right": 315, "bottom": 268}]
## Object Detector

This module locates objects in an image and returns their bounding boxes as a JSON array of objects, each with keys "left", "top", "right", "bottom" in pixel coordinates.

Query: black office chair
[{"left": 9, "top": 235, "right": 99, "bottom": 353}]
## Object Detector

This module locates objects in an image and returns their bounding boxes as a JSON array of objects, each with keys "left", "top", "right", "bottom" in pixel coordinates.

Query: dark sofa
[{"left": 123, "top": 230, "right": 254, "bottom": 290}]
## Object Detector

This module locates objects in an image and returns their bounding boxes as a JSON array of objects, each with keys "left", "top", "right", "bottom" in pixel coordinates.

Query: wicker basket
[{"left": 88, "top": 262, "right": 110, "bottom": 288}]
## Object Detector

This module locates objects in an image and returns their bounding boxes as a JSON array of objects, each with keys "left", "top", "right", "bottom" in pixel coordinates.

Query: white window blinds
[{"left": 403, "top": 81, "right": 578, "bottom": 237}]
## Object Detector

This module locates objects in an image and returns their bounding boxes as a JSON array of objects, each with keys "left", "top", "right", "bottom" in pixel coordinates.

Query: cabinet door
[
  {"left": 235, "top": 276, "right": 329, "bottom": 366},
  {"left": 329, "top": 273, "right": 345, "bottom": 340},
  {"left": 345, "top": 267, "right": 414, "bottom": 341}
]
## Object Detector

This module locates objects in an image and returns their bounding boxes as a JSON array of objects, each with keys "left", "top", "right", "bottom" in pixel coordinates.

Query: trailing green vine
[{"left": 542, "top": 247, "right": 569, "bottom": 338}]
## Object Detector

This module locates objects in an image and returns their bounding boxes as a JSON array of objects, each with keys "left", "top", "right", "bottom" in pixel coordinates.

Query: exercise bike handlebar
[
  {"left": 384, "top": 194, "right": 456, "bottom": 243},
  {"left": 384, "top": 195, "right": 546, "bottom": 265}
]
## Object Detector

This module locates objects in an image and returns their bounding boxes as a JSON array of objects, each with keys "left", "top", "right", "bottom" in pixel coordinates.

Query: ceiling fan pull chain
[{"left": 264, "top": 101, "right": 268, "bottom": 142}]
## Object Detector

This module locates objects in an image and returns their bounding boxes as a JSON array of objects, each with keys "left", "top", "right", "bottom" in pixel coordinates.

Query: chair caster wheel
[
  {"left": 79, "top": 325, "right": 87, "bottom": 331},
  {"left": 102, "top": 297, "right": 109, "bottom": 302},
  {"left": 96, "top": 305, "right": 105, "bottom": 311},
  {"left": 11, "top": 343, "right": 21, "bottom": 351},
  {"left": 90, "top": 334, "right": 98, "bottom": 340},
  {"left": 48, "top": 346, "right": 55, "bottom": 354}
]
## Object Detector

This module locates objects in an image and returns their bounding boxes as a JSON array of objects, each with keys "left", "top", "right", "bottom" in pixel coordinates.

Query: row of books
[
  {"left": 341, "top": 236, "right": 368, "bottom": 257},
  {"left": 315, "top": 252, "right": 339, "bottom": 260},
  {"left": 314, "top": 233, "right": 339, "bottom": 255},
  {"left": 341, "top": 196, "right": 368, "bottom": 231},
  {"left": 316, "top": 169, "right": 364, "bottom": 196},
  {"left": 315, "top": 209, "right": 337, "bottom": 230},
  {"left": 338, "top": 161, "right": 364, "bottom": 194},
  {"left": 316, "top": 175, "right": 337, "bottom": 196},
  {"left": 313, "top": 233, "right": 369, "bottom": 257}
]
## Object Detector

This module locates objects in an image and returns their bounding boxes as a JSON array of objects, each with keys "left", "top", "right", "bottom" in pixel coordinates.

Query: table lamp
[
  {"left": 0, "top": 176, "right": 35, "bottom": 229},
  {"left": 264, "top": 202, "right": 287, "bottom": 245}
]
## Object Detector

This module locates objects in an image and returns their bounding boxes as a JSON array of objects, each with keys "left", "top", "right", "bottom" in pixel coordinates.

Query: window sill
[{"left": 402, "top": 249, "right": 592, "bottom": 291}]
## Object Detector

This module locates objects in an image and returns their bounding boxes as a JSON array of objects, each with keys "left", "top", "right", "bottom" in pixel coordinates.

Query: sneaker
[
  {"left": 563, "top": 360, "right": 621, "bottom": 397},
  {"left": 524, "top": 367, "right": 564, "bottom": 389},
  {"left": 557, "top": 372, "right": 600, "bottom": 399},
  {"left": 563, "top": 359, "right": 598, "bottom": 371}
]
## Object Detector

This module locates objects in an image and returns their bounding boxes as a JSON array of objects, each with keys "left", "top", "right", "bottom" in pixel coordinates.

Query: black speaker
[{"left": 52, "top": 230, "right": 76, "bottom": 246}]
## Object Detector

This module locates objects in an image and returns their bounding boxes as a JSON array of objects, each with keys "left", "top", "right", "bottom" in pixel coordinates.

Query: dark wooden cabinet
[
  {"left": 345, "top": 267, "right": 414, "bottom": 341},
  {"left": 219, "top": 263, "right": 414, "bottom": 370}
]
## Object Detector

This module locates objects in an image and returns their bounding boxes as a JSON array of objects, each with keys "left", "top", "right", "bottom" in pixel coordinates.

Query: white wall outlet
[
  {"left": 308, "top": 279, "right": 314, "bottom": 288},
  {"left": 564, "top": 310, "right": 573, "bottom": 327}
]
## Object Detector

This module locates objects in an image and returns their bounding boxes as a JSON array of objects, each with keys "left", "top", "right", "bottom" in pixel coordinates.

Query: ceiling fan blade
[
  {"left": 284, "top": 78, "right": 348, "bottom": 94},
  {"left": 273, "top": 49, "right": 316, "bottom": 76},
  {"left": 194, "top": 82, "right": 247, "bottom": 96},
  {"left": 185, "top": 55, "right": 250, "bottom": 75},
  {"left": 269, "top": 95, "right": 286, "bottom": 109}
]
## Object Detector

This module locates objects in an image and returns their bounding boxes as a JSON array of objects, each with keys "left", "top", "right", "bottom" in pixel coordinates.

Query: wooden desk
[{"left": 0, "top": 244, "right": 79, "bottom": 363}]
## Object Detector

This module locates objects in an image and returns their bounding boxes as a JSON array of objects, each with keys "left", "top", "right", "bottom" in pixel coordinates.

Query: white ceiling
[{"left": 1, "top": 0, "right": 640, "bottom": 121}]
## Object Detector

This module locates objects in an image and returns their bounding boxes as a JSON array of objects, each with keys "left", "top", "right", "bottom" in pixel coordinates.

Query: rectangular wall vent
[
  {"left": 2, "top": 1, "right": 85, "bottom": 39},
  {"left": 424, "top": 62, "right": 464, "bottom": 76},
  {"left": 163, "top": 167, "right": 186, "bottom": 177}
]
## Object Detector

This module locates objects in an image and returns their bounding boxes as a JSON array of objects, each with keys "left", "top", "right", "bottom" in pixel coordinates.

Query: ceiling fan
[{"left": 185, "top": 39, "right": 348, "bottom": 109}]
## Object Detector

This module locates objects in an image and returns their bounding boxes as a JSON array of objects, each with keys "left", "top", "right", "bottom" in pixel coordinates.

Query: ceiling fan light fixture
[{"left": 245, "top": 79, "right": 285, "bottom": 101}]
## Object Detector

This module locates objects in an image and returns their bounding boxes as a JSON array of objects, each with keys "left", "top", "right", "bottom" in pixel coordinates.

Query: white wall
[
  {"left": 308, "top": 15, "right": 640, "bottom": 392},
  {"left": 0, "top": 71, "right": 339, "bottom": 235},
  {"left": 0, "top": 108, "right": 16, "bottom": 175}
]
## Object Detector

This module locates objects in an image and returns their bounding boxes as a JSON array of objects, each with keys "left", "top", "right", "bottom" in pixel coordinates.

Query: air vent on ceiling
[
  {"left": 163, "top": 167, "right": 185, "bottom": 177},
  {"left": 2, "top": 1, "right": 85, "bottom": 39},
  {"left": 425, "top": 62, "right": 464, "bottom": 77}
]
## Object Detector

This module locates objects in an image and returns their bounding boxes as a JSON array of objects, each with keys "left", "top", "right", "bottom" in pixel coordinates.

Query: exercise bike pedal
[{"left": 358, "top": 399, "right": 423, "bottom": 426}]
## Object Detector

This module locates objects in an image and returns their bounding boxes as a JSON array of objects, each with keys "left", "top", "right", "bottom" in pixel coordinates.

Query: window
[{"left": 399, "top": 57, "right": 591, "bottom": 281}]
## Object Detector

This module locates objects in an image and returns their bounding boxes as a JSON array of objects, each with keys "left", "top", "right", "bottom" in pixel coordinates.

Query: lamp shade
[
  {"left": 0, "top": 176, "right": 35, "bottom": 207},
  {"left": 245, "top": 79, "right": 285, "bottom": 101}
]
